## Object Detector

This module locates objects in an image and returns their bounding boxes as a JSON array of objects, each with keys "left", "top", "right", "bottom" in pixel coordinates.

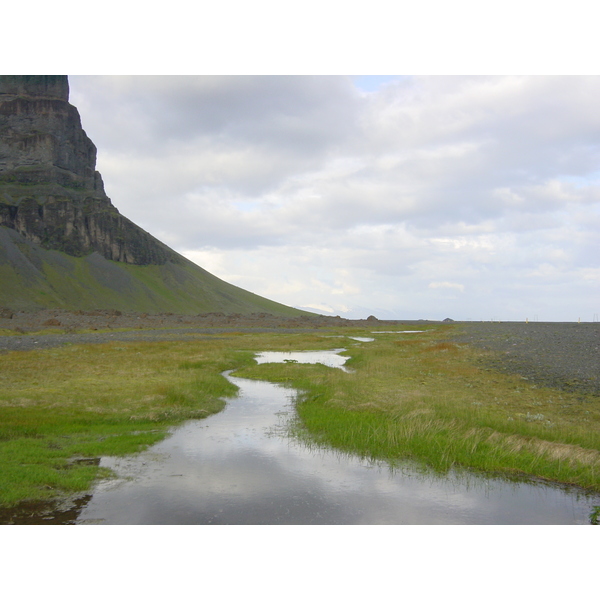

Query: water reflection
[
  {"left": 0, "top": 494, "right": 92, "bottom": 525},
  {"left": 254, "top": 349, "right": 350, "bottom": 371},
  {"left": 75, "top": 357, "right": 599, "bottom": 524}
]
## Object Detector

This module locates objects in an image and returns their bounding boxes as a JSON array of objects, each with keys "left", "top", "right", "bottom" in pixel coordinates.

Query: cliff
[
  {"left": 0, "top": 75, "right": 306, "bottom": 316},
  {"left": 0, "top": 75, "right": 175, "bottom": 265}
]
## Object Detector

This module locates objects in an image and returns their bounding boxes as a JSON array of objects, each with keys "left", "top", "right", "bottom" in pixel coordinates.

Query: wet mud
[{"left": 0, "top": 494, "right": 92, "bottom": 525}]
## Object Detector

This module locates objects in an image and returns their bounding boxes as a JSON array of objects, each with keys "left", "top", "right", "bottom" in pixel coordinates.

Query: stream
[{"left": 73, "top": 348, "right": 599, "bottom": 525}]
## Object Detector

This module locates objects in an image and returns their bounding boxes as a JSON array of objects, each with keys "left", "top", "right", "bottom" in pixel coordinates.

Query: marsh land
[{"left": 0, "top": 311, "right": 598, "bottom": 523}]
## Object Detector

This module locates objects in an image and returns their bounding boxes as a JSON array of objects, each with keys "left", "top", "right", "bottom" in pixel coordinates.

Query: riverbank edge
[
  {"left": 1, "top": 320, "right": 598, "bottom": 523},
  {"left": 234, "top": 324, "right": 600, "bottom": 499}
]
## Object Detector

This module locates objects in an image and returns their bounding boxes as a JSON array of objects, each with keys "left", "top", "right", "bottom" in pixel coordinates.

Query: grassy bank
[
  {"left": 0, "top": 337, "right": 255, "bottom": 507},
  {"left": 236, "top": 326, "right": 600, "bottom": 493},
  {"left": 1, "top": 324, "right": 599, "bottom": 510},
  {"left": 0, "top": 330, "right": 344, "bottom": 508}
]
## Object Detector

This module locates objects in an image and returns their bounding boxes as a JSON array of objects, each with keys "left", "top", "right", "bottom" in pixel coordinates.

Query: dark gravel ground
[
  {"left": 0, "top": 326, "right": 310, "bottom": 353},
  {"left": 0, "top": 308, "right": 381, "bottom": 353},
  {"left": 450, "top": 321, "right": 600, "bottom": 397}
]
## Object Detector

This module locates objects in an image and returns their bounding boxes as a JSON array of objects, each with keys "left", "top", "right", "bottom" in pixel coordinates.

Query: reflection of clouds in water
[
  {"left": 79, "top": 371, "right": 598, "bottom": 525},
  {"left": 254, "top": 349, "right": 350, "bottom": 370}
]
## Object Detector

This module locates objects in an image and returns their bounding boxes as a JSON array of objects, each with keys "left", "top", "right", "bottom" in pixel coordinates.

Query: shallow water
[
  {"left": 254, "top": 349, "right": 352, "bottom": 371},
  {"left": 75, "top": 349, "right": 599, "bottom": 525}
]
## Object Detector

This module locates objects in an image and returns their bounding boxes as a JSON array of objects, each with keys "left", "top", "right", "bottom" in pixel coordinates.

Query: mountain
[{"left": 0, "top": 75, "right": 305, "bottom": 316}]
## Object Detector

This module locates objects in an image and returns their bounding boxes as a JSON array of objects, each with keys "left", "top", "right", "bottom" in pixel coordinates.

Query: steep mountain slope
[{"left": 0, "top": 75, "right": 304, "bottom": 316}]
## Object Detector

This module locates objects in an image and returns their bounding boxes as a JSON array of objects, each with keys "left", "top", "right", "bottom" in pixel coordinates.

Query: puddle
[
  {"left": 348, "top": 337, "right": 375, "bottom": 342},
  {"left": 254, "top": 349, "right": 351, "bottom": 371},
  {"left": 71, "top": 352, "right": 599, "bottom": 525}
]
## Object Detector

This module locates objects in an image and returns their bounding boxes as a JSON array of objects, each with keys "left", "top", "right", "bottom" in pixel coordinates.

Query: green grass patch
[
  {"left": 2, "top": 324, "right": 598, "bottom": 509},
  {"left": 0, "top": 329, "right": 345, "bottom": 508},
  {"left": 236, "top": 326, "right": 600, "bottom": 493},
  {"left": 0, "top": 337, "right": 258, "bottom": 507}
]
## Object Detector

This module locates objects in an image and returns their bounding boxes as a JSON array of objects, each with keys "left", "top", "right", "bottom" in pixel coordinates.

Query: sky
[
  {"left": 5, "top": 0, "right": 597, "bottom": 586},
  {"left": 67, "top": 75, "right": 600, "bottom": 322}
]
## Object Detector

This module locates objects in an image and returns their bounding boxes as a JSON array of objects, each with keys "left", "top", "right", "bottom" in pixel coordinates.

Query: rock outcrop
[
  {"left": 0, "top": 75, "right": 176, "bottom": 265},
  {"left": 0, "top": 75, "right": 308, "bottom": 317}
]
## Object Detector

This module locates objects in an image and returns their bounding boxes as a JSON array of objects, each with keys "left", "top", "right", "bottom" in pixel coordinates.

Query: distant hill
[{"left": 0, "top": 75, "right": 306, "bottom": 316}]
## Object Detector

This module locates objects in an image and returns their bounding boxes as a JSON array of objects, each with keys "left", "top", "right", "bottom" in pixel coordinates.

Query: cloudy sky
[{"left": 66, "top": 75, "right": 599, "bottom": 322}]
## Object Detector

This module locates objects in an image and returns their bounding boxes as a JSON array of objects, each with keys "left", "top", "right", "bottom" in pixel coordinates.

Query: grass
[
  {"left": 1, "top": 223, "right": 308, "bottom": 316},
  {"left": 0, "top": 330, "right": 351, "bottom": 508},
  {"left": 0, "top": 337, "right": 256, "bottom": 507},
  {"left": 1, "top": 323, "right": 598, "bottom": 510},
  {"left": 235, "top": 325, "right": 600, "bottom": 493}
]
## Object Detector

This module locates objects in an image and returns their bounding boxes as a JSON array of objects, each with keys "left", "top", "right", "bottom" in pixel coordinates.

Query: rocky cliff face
[{"left": 0, "top": 75, "right": 177, "bottom": 265}]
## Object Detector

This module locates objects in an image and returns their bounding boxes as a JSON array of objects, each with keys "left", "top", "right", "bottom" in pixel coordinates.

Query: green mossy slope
[{"left": 0, "top": 226, "right": 305, "bottom": 316}]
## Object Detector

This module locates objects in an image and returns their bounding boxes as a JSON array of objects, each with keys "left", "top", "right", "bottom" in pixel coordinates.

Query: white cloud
[
  {"left": 68, "top": 75, "right": 600, "bottom": 321},
  {"left": 428, "top": 282, "right": 465, "bottom": 293},
  {"left": 300, "top": 303, "right": 345, "bottom": 315}
]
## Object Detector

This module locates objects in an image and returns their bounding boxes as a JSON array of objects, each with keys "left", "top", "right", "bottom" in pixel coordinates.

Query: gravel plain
[
  {"left": 0, "top": 308, "right": 365, "bottom": 353},
  {"left": 450, "top": 321, "right": 600, "bottom": 396}
]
